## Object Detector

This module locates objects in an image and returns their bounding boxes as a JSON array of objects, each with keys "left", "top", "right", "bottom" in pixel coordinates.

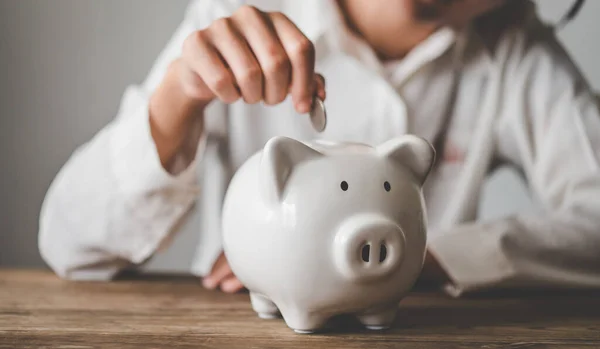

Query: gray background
[{"left": 1, "top": 0, "right": 598, "bottom": 271}]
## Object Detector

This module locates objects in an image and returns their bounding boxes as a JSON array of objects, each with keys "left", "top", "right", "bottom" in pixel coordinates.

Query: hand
[
  {"left": 149, "top": 5, "right": 326, "bottom": 167},
  {"left": 202, "top": 252, "right": 245, "bottom": 293},
  {"left": 178, "top": 5, "right": 326, "bottom": 113}
]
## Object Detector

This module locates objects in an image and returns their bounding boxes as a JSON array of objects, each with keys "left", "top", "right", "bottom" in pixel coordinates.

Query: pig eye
[
  {"left": 340, "top": 181, "right": 349, "bottom": 191},
  {"left": 384, "top": 181, "right": 391, "bottom": 192}
]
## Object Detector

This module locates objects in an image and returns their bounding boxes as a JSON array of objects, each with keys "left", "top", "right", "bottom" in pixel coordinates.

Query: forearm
[
  {"left": 428, "top": 209, "right": 600, "bottom": 297},
  {"left": 149, "top": 59, "right": 209, "bottom": 169},
  {"left": 38, "top": 0, "right": 238, "bottom": 279},
  {"left": 39, "top": 85, "right": 204, "bottom": 280}
]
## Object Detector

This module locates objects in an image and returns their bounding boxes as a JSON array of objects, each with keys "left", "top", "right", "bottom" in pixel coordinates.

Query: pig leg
[
  {"left": 279, "top": 308, "right": 328, "bottom": 334},
  {"left": 249, "top": 292, "right": 280, "bottom": 319},
  {"left": 356, "top": 305, "right": 398, "bottom": 330}
]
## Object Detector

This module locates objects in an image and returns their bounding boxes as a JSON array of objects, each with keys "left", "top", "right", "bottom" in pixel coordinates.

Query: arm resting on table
[
  {"left": 37, "top": 0, "right": 237, "bottom": 280},
  {"left": 429, "top": 19, "right": 600, "bottom": 296}
]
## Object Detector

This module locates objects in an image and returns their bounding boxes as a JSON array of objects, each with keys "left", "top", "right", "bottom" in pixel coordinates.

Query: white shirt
[{"left": 38, "top": 0, "right": 600, "bottom": 297}]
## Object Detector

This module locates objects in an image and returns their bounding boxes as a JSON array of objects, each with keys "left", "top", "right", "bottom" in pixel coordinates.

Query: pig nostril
[
  {"left": 361, "top": 244, "right": 371, "bottom": 262},
  {"left": 379, "top": 243, "right": 387, "bottom": 263},
  {"left": 340, "top": 181, "right": 349, "bottom": 191}
]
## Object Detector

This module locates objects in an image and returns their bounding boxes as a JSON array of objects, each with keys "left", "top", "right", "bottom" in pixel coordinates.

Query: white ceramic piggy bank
[{"left": 221, "top": 135, "right": 435, "bottom": 334}]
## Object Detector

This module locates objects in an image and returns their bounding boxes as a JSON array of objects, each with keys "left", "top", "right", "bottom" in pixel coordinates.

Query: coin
[{"left": 309, "top": 97, "right": 327, "bottom": 133}]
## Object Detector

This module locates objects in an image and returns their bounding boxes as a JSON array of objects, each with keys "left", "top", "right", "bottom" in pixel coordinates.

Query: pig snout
[{"left": 333, "top": 213, "right": 406, "bottom": 283}]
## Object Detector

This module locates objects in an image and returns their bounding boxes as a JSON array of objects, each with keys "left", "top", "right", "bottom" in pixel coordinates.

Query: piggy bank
[{"left": 221, "top": 135, "right": 435, "bottom": 334}]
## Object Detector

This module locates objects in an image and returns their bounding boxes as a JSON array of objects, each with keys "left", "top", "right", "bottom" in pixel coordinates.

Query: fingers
[
  {"left": 202, "top": 253, "right": 233, "bottom": 290},
  {"left": 181, "top": 6, "right": 324, "bottom": 112},
  {"left": 177, "top": 59, "right": 213, "bottom": 102},
  {"left": 209, "top": 17, "right": 263, "bottom": 104},
  {"left": 315, "top": 73, "right": 326, "bottom": 101},
  {"left": 231, "top": 7, "right": 291, "bottom": 106},
  {"left": 221, "top": 276, "right": 245, "bottom": 294},
  {"left": 182, "top": 31, "right": 240, "bottom": 103},
  {"left": 270, "top": 12, "right": 316, "bottom": 113},
  {"left": 202, "top": 252, "right": 245, "bottom": 293}
]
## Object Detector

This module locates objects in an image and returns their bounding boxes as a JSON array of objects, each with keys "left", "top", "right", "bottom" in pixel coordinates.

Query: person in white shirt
[{"left": 38, "top": 0, "right": 600, "bottom": 297}]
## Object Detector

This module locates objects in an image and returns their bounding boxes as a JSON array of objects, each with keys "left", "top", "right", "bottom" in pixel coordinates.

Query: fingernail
[
  {"left": 202, "top": 277, "right": 215, "bottom": 289},
  {"left": 297, "top": 100, "right": 312, "bottom": 113},
  {"left": 221, "top": 283, "right": 234, "bottom": 293},
  {"left": 318, "top": 90, "right": 326, "bottom": 100},
  {"left": 222, "top": 281, "right": 239, "bottom": 294},
  {"left": 315, "top": 74, "right": 324, "bottom": 86}
]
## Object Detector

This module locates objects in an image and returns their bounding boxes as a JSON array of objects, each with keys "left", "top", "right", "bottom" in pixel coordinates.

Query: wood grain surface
[{"left": 1, "top": 269, "right": 599, "bottom": 348}]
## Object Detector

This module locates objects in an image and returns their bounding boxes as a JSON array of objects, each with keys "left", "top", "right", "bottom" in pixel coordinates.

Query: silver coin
[{"left": 309, "top": 97, "right": 327, "bottom": 133}]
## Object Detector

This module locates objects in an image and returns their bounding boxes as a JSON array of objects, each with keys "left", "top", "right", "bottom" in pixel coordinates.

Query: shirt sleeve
[
  {"left": 428, "top": 18, "right": 600, "bottom": 297},
  {"left": 38, "top": 0, "right": 239, "bottom": 280}
]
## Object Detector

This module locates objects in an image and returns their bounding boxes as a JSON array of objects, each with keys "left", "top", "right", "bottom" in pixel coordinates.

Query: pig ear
[
  {"left": 377, "top": 135, "right": 436, "bottom": 186},
  {"left": 260, "top": 136, "right": 323, "bottom": 202}
]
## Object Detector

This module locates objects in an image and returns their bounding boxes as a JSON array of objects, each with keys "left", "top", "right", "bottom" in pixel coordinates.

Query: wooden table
[{"left": 1, "top": 269, "right": 599, "bottom": 348}]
